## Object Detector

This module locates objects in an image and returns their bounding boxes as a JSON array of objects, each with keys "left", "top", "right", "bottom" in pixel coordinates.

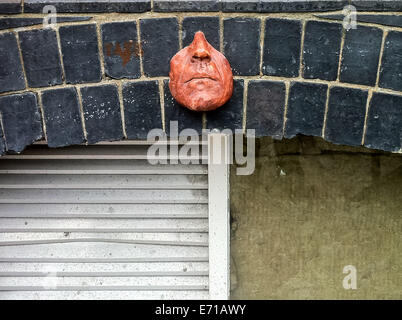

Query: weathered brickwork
[
  {"left": 182, "top": 16, "right": 220, "bottom": 49},
  {"left": 339, "top": 26, "right": 383, "bottom": 86},
  {"left": 207, "top": 79, "right": 244, "bottom": 131},
  {"left": 59, "top": 24, "right": 102, "bottom": 84},
  {"left": 0, "top": 92, "right": 43, "bottom": 153},
  {"left": 80, "top": 84, "right": 124, "bottom": 144},
  {"left": 0, "top": 17, "right": 92, "bottom": 30},
  {"left": 4, "top": 1, "right": 402, "bottom": 15},
  {"left": 164, "top": 80, "right": 203, "bottom": 135},
  {"left": 19, "top": 29, "right": 63, "bottom": 88},
  {"left": 0, "top": 0, "right": 22, "bottom": 14},
  {"left": 0, "top": 1, "right": 402, "bottom": 155},
  {"left": 365, "top": 92, "right": 402, "bottom": 152},
  {"left": 284, "top": 82, "right": 328, "bottom": 139},
  {"left": 324, "top": 87, "right": 368, "bottom": 147},
  {"left": 24, "top": 0, "right": 151, "bottom": 13},
  {"left": 379, "top": 31, "right": 402, "bottom": 92},
  {"left": 224, "top": 17, "right": 261, "bottom": 76},
  {"left": 123, "top": 80, "right": 162, "bottom": 139},
  {"left": 140, "top": 18, "right": 179, "bottom": 77},
  {"left": 101, "top": 21, "right": 141, "bottom": 79},
  {"left": 155, "top": 0, "right": 220, "bottom": 12},
  {"left": 302, "top": 21, "right": 342, "bottom": 81},
  {"left": 262, "top": 18, "right": 302, "bottom": 78},
  {"left": 247, "top": 80, "right": 286, "bottom": 139},
  {"left": 0, "top": 32, "right": 26, "bottom": 93},
  {"left": 41, "top": 87, "right": 85, "bottom": 148}
]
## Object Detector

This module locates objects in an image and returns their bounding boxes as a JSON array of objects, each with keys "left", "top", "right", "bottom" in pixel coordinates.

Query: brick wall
[{"left": 0, "top": 0, "right": 401, "bottom": 155}]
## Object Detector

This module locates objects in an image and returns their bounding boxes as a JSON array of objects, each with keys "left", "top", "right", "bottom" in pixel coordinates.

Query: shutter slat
[
  {"left": 0, "top": 240, "right": 208, "bottom": 258},
  {"left": 0, "top": 285, "right": 208, "bottom": 291},
  {"left": 0, "top": 189, "right": 208, "bottom": 202},
  {"left": 0, "top": 159, "right": 207, "bottom": 175},
  {"left": 0, "top": 290, "right": 209, "bottom": 300},
  {"left": 0, "top": 276, "right": 208, "bottom": 289},
  {"left": 0, "top": 144, "right": 206, "bottom": 160},
  {"left": 0, "top": 257, "right": 209, "bottom": 263},
  {"left": 0, "top": 276, "right": 208, "bottom": 287},
  {"left": 0, "top": 239, "right": 208, "bottom": 247},
  {"left": 0, "top": 214, "right": 208, "bottom": 219},
  {"left": 0, "top": 262, "right": 209, "bottom": 273},
  {"left": 0, "top": 272, "right": 209, "bottom": 277},
  {"left": 0, "top": 233, "right": 208, "bottom": 244},
  {"left": 0, "top": 174, "right": 208, "bottom": 189},
  {"left": 0, "top": 218, "right": 208, "bottom": 229},
  {"left": 0, "top": 203, "right": 208, "bottom": 216}
]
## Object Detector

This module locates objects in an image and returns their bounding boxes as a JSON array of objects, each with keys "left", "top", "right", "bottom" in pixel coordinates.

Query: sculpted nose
[
  {"left": 191, "top": 31, "right": 211, "bottom": 63},
  {"left": 194, "top": 47, "right": 210, "bottom": 59}
]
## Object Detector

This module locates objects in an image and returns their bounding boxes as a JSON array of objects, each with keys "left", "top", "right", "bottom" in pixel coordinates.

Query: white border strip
[{"left": 208, "top": 133, "right": 230, "bottom": 300}]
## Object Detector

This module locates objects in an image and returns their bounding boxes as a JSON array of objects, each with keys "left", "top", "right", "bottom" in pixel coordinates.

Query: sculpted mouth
[{"left": 185, "top": 76, "right": 217, "bottom": 83}]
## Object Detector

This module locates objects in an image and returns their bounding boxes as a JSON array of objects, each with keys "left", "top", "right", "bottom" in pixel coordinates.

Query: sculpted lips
[{"left": 184, "top": 74, "right": 218, "bottom": 83}]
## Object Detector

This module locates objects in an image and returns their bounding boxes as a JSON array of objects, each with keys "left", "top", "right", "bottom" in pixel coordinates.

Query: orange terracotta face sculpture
[{"left": 169, "top": 31, "right": 233, "bottom": 112}]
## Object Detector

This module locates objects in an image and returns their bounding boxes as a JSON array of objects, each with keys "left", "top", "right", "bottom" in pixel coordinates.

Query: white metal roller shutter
[{"left": 0, "top": 137, "right": 230, "bottom": 300}]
